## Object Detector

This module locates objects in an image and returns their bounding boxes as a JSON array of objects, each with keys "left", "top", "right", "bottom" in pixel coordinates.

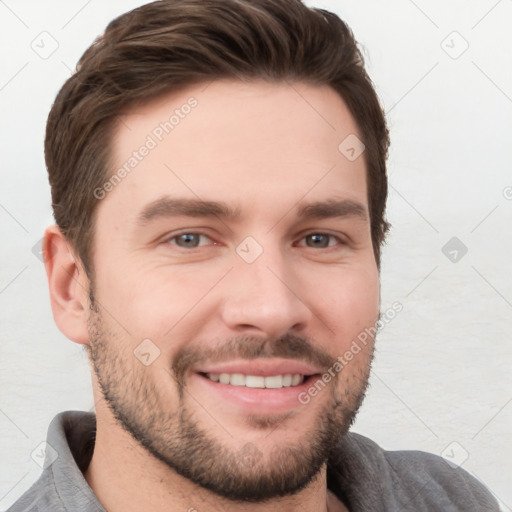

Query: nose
[{"left": 219, "top": 246, "right": 313, "bottom": 340}]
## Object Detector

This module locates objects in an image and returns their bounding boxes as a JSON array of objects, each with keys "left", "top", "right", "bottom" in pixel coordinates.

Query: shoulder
[
  {"left": 6, "top": 411, "right": 101, "bottom": 512},
  {"left": 5, "top": 470, "right": 63, "bottom": 512},
  {"left": 327, "top": 432, "right": 500, "bottom": 512}
]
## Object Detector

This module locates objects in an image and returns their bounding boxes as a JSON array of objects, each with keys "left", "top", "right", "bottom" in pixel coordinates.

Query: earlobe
[{"left": 43, "top": 225, "right": 90, "bottom": 345}]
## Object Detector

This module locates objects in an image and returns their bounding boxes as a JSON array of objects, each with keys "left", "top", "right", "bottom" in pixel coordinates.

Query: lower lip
[{"left": 191, "top": 373, "right": 320, "bottom": 414}]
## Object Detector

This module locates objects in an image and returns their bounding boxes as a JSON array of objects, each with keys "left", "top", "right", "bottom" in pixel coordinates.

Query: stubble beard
[{"left": 86, "top": 299, "right": 374, "bottom": 503}]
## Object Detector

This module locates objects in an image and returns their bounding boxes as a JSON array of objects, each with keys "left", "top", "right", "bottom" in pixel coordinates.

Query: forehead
[{"left": 102, "top": 80, "right": 367, "bottom": 224}]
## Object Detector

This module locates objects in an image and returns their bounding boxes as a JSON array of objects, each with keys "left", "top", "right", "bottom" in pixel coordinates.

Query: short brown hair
[{"left": 45, "top": 0, "right": 390, "bottom": 277}]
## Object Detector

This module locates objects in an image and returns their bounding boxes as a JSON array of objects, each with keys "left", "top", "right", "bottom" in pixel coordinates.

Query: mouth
[
  {"left": 201, "top": 372, "right": 308, "bottom": 389},
  {"left": 190, "top": 359, "right": 324, "bottom": 415}
]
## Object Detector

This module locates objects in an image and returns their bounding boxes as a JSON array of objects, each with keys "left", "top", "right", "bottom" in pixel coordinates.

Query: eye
[
  {"left": 167, "top": 233, "right": 213, "bottom": 249},
  {"left": 297, "top": 233, "right": 342, "bottom": 249}
]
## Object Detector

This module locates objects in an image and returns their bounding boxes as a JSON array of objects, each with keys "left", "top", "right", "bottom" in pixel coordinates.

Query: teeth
[
  {"left": 291, "top": 374, "right": 302, "bottom": 386},
  {"left": 230, "top": 373, "right": 245, "bottom": 386},
  {"left": 205, "top": 373, "right": 305, "bottom": 388},
  {"left": 265, "top": 375, "right": 282, "bottom": 388},
  {"left": 246, "top": 375, "right": 265, "bottom": 388}
]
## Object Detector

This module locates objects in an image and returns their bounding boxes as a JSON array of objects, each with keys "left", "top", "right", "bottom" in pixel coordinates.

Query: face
[{"left": 86, "top": 80, "right": 379, "bottom": 501}]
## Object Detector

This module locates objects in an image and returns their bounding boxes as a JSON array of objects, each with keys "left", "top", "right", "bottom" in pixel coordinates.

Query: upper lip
[{"left": 194, "top": 358, "right": 323, "bottom": 377}]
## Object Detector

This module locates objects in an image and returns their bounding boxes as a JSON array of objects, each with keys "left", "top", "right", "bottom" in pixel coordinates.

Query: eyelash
[
  {"left": 296, "top": 233, "right": 343, "bottom": 249},
  {"left": 166, "top": 233, "right": 215, "bottom": 249},
  {"left": 164, "top": 231, "right": 345, "bottom": 250}
]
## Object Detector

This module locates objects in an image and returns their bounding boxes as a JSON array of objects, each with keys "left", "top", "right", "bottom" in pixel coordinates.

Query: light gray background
[{"left": 1, "top": 0, "right": 511, "bottom": 509}]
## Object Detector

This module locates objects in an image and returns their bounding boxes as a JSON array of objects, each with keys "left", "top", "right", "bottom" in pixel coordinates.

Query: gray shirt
[{"left": 7, "top": 411, "right": 499, "bottom": 511}]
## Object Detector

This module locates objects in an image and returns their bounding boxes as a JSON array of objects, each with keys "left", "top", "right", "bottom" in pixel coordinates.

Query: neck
[{"left": 84, "top": 405, "right": 347, "bottom": 512}]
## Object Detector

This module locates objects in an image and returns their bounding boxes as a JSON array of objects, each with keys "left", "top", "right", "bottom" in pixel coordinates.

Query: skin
[{"left": 44, "top": 80, "right": 380, "bottom": 512}]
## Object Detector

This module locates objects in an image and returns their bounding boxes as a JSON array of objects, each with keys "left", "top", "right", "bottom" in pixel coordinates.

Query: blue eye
[
  {"left": 170, "top": 233, "right": 208, "bottom": 248},
  {"left": 300, "top": 234, "right": 340, "bottom": 248}
]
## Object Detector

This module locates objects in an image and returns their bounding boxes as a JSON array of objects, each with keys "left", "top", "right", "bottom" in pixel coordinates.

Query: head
[{"left": 44, "top": 0, "right": 389, "bottom": 503}]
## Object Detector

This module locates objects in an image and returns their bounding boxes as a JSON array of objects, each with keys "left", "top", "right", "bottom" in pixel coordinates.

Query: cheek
[
  {"left": 96, "top": 263, "right": 224, "bottom": 342},
  {"left": 316, "top": 265, "right": 379, "bottom": 346}
]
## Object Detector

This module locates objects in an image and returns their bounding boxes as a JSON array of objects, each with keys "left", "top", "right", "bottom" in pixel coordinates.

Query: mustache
[{"left": 172, "top": 333, "right": 336, "bottom": 390}]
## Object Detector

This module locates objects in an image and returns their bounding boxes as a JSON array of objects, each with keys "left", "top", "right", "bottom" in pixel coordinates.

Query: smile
[{"left": 204, "top": 373, "right": 305, "bottom": 388}]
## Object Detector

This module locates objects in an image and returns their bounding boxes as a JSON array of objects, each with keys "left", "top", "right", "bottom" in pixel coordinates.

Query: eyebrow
[
  {"left": 296, "top": 198, "right": 367, "bottom": 222},
  {"left": 136, "top": 197, "right": 241, "bottom": 225},
  {"left": 136, "top": 196, "right": 367, "bottom": 226}
]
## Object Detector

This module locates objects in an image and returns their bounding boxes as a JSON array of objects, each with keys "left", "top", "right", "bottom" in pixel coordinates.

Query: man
[{"left": 8, "top": 0, "right": 499, "bottom": 511}]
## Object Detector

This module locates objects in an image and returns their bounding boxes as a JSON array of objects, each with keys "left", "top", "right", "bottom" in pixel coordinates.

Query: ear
[{"left": 43, "top": 225, "right": 90, "bottom": 345}]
